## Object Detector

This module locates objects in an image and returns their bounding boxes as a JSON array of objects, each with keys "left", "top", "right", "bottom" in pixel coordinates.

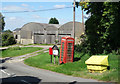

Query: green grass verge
[
  {"left": 24, "top": 52, "right": 119, "bottom": 82},
  {"left": 2, "top": 47, "right": 43, "bottom": 58}
]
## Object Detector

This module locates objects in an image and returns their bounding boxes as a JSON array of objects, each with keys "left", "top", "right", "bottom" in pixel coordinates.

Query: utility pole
[
  {"left": 82, "top": 9, "right": 84, "bottom": 24},
  {"left": 81, "top": 0, "right": 84, "bottom": 31},
  {"left": 82, "top": 8, "right": 85, "bottom": 32},
  {"left": 0, "top": 17, "right": 3, "bottom": 34},
  {"left": 73, "top": 0, "right": 75, "bottom": 39}
]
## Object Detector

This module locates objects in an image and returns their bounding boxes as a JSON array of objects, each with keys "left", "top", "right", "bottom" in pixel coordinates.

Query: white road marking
[
  {"left": 1, "top": 70, "right": 16, "bottom": 77},
  {"left": 21, "top": 80, "right": 31, "bottom": 84},
  {"left": 1, "top": 70, "right": 11, "bottom": 76}
]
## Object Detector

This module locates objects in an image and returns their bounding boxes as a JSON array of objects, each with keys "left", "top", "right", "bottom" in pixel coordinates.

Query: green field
[
  {"left": 24, "top": 51, "right": 119, "bottom": 82},
  {"left": 2, "top": 47, "right": 43, "bottom": 58}
]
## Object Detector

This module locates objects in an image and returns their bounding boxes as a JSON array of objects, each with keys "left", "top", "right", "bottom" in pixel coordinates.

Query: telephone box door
[
  {"left": 59, "top": 39, "right": 66, "bottom": 64},
  {"left": 66, "top": 40, "right": 74, "bottom": 63}
]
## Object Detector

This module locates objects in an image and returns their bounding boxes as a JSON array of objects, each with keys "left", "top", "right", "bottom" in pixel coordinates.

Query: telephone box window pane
[
  {"left": 61, "top": 42, "right": 64, "bottom": 61},
  {"left": 67, "top": 43, "right": 72, "bottom": 61}
]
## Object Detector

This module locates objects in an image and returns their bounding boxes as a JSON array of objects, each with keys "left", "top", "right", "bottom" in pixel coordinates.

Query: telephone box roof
[{"left": 62, "top": 36, "right": 74, "bottom": 40}]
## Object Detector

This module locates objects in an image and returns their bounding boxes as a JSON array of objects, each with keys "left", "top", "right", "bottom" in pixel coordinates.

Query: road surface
[{"left": 1, "top": 61, "right": 101, "bottom": 84}]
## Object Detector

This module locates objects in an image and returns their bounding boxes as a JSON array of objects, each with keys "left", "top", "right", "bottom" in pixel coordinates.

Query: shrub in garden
[
  {"left": 2, "top": 32, "right": 16, "bottom": 46},
  {"left": 8, "top": 46, "right": 21, "bottom": 50}
]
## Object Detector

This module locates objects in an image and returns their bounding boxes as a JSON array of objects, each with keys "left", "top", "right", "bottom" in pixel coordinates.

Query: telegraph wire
[{"left": 2, "top": 6, "right": 73, "bottom": 13}]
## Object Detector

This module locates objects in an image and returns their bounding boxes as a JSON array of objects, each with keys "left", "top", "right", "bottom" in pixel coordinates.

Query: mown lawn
[
  {"left": 24, "top": 51, "right": 119, "bottom": 82},
  {"left": 2, "top": 47, "right": 43, "bottom": 58}
]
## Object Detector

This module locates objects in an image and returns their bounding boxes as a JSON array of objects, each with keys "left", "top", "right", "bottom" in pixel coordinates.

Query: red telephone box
[{"left": 59, "top": 36, "right": 74, "bottom": 64}]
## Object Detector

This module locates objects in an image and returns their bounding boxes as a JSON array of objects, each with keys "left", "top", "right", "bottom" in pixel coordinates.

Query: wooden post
[
  {"left": 81, "top": 0, "right": 84, "bottom": 31},
  {"left": 54, "top": 55, "right": 56, "bottom": 64},
  {"left": 58, "top": 55, "right": 60, "bottom": 65},
  {"left": 73, "top": 0, "right": 75, "bottom": 39},
  {"left": 82, "top": 6, "right": 84, "bottom": 31},
  {"left": 51, "top": 55, "right": 52, "bottom": 64}
]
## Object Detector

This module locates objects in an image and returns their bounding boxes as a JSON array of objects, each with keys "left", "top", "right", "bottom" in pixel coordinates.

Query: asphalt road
[
  {"left": 0, "top": 61, "right": 101, "bottom": 84},
  {"left": 0, "top": 45, "right": 112, "bottom": 84}
]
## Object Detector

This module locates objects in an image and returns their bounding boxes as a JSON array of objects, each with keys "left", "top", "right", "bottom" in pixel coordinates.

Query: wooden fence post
[
  {"left": 51, "top": 55, "right": 52, "bottom": 64},
  {"left": 54, "top": 55, "right": 56, "bottom": 64}
]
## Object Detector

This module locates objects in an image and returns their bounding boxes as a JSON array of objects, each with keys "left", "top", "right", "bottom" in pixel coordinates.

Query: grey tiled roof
[{"left": 22, "top": 22, "right": 61, "bottom": 28}]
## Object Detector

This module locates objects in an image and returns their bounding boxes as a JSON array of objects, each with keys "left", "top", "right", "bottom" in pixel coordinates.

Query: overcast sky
[{"left": 1, "top": 1, "right": 89, "bottom": 31}]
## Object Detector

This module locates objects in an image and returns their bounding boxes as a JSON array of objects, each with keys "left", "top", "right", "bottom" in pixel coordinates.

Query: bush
[
  {"left": 110, "top": 49, "right": 120, "bottom": 55},
  {"left": 2, "top": 32, "right": 16, "bottom": 46},
  {"left": 8, "top": 46, "right": 21, "bottom": 50},
  {"left": 74, "top": 34, "right": 91, "bottom": 55},
  {"left": 55, "top": 39, "right": 59, "bottom": 44},
  {"left": 75, "top": 33, "right": 120, "bottom": 55}
]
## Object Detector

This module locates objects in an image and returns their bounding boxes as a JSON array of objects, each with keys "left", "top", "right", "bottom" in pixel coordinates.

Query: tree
[
  {"left": 2, "top": 30, "right": 16, "bottom": 46},
  {"left": 4, "top": 29, "right": 12, "bottom": 33},
  {"left": 80, "top": 2, "right": 120, "bottom": 54},
  {"left": 49, "top": 17, "right": 59, "bottom": 24},
  {"left": 0, "top": 13, "right": 5, "bottom": 31}
]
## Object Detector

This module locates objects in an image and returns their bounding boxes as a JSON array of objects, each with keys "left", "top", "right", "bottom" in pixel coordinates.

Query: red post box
[
  {"left": 49, "top": 47, "right": 53, "bottom": 55},
  {"left": 59, "top": 36, "right": 74, "bottom": 64}
]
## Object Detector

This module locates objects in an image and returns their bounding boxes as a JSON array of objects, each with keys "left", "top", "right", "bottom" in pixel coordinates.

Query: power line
[{"left": 2, "top": 6, "right": 73, "bottom": 13}]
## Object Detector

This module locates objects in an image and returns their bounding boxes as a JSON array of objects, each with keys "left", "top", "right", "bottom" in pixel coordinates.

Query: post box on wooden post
[
  {"left": 59, "top": 36, "right": 74, "bottom": 64},
  {"left": 52, "top": 45, "right": 59, "bottom": 64}
]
